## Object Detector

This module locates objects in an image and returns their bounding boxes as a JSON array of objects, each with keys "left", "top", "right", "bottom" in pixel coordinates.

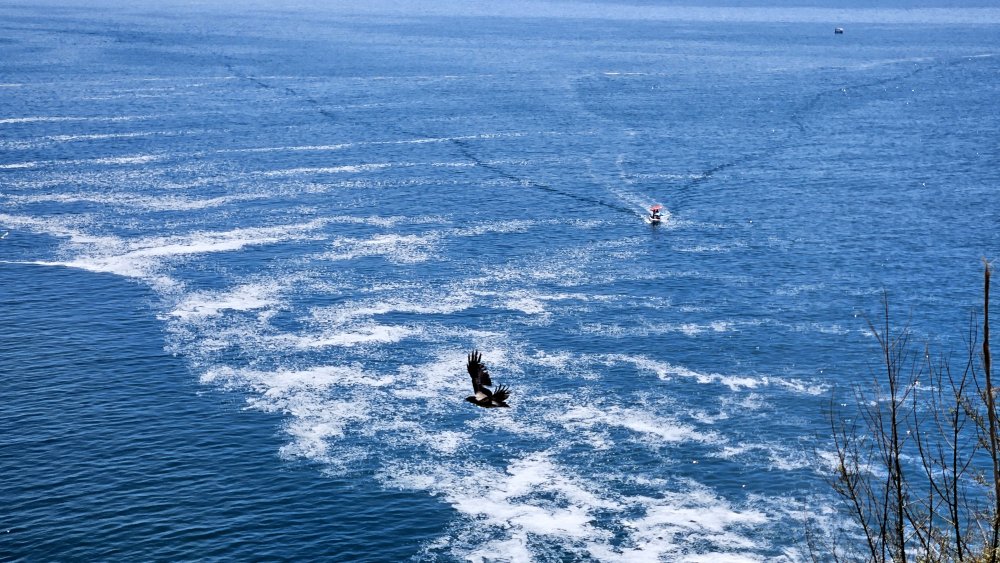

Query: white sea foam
[
  {"left": 504, "top": 294, "right": 548, "bottom": 315},
  {"left": 717, "top": 442, "right": 815, "bottom": 472},
  {"left": 0, "top": 213, "right": 107, "bottom": 242},
  {"left": 498, "top": 290, "right": 583, "bottom": 317},
  {"left": 86, "top": 154, "right": 163, "bottom": 164},
  {"left": 319, "top": 233, "right": 440, "bottom": 264},
  {"left": 605, "top": 487, "right": 768, "bottom": 560},
  {"left": 309, "top": 293, "right": 474, "bottom": 326},
  {"left": 386, "top": 453, "right": 619, "bottom": 547},
  {"left": 674, "top": 241, "right": 747, "bottom": 253},
  {"left": 0, "top": 215, "right": 326, "bottom": 290},
  {"left": 554, "top": 404, "right": 717, "bottom": 445},
  {"left": 170, "top": 281, "right": 282, "bottom": 320},
  {"left": 202, "top": 363, "right": 392, "bottom": 461},
  {"left": 165, "top": 291, "right": 805, "bottom": 560},
  {"left": 55, "top": 132, "right": 151, "bottom": 143},
  {"left": 0, "top": 115, "right": 153, "bottom": 124},
  {"left": 1, "top": 129, "right": 212, "bottom": 149},
  {"left": 386, "top": 452, "right": 778, "bottom": 561},
  {"left": 791, "top": 321, "right": 849, "bottom": 335},
  {"left": 332, "top": 214, "right": 446, "bottom": 228},
  {"left": 219, "top": 143, "right": 354, "bottom": 154},
  {"left": 258, "top": 157, "right": 541, "bottom": 178},
  {"left": 448, "top": 219, "right": 539, "bottom": 238},
  {"left": 93, "top": 222, "right": 322, "bottom": 263},
  {"left": 260, "top": 163, "right": 395, "bottom": 177},
  {"left": 0, "top": 153, "right": 165, "bottom": 170},
  {"left": 204, "top": 363, "right": 395, "bottom": 390},
  {"left": 582, "top": 319, "right": 738, "bottom": 338},
  {"left": 7, "top": 192, "right": 254, "bottom": 212},
  {"left": 597, "top": 353, "right": 824, "bottom": 395},
  {"left": 282, "top": 323, "right": 420, "bottom": 348},
  {"left": 218, "top": 131, "right": 535, "bottom": 155}
]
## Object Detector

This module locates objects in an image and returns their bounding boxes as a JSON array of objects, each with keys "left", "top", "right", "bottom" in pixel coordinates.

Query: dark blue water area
[
  {"left": 0, "top": 257, "right": 451, "bottom": 561},
  {"left": 1, "top": 1, "right": 1000, "bottom": 560}
]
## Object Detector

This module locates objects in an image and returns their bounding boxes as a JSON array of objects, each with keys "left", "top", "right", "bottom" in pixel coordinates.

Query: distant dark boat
[{"left": 834, "top": 28, "right": 844, "bottom": 34}]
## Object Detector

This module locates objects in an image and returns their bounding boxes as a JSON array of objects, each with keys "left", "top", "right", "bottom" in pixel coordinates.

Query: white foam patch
[
  {"left": 603, "top": 486, "right": 768, "bottom": 561},
  {"left": 39, "top": 132, "right": 143, "bottom": 143},
  {"left": 0, "top": 115, "right": 153, "bottom": 124},
  {"left": 217, "top": 132, "right": 535, "bottom": 155},
  {"left": 193, "top": 348, "right": 513, "bottom": 469},
  {"left": 0, "top": 212, "right": 115, "bottom": 243},
  {"left": 0, "top": 214, "right": 326, "bottom": 289},
  {"left": 170, "top": 281, "right": 282, "bottom": 320},
  {"left": 202, "top": 364, "right": 392, "bottom": 461},
  {"left": 220, "top": 143, "right": 354, "bottom": 154},
  {"left": 497, "top": 290, "right": 582, "bottom": 316},
  {"left": 7, "top": 192, "right": 257, "bottom": 212},
  {"left": 71, "top": 222, "right": 322, "bottom": 274},
  {"left": 388, "top": 454, "right": 776, "bottom": 561},
  {"left": 281, "top": 323, "right": 420, "bottom": 348},
  {"left": 388, "top": 453, "right": 618, "bottom": 540},
  {"left": 1, "top": 153, "right": 166, "bottom": 169},
  {"left": 261, "top": 163, "right": 395, "bottom": 177},
  {"left": 717, "top": 442, "right": 815, "bottom": 472},
  {"left": 529, "top": 349, "right": 576, "bottom": 370},
  {"left": 582, "top": 319, "right": 740, "bottom": 338},
  {"left": 674, "top": 241, "right": 747, "bottom": 253},
  {"left": 448, "top": 219, "right": 539, "bottom": 237},
  {"left": 792, "top": 321, "right": 849, "bottom": 335},
  {"left": 597, "top": 354, "right": 825, "bottom": 395},
  {"left": 774, "top": 283, "right": 826, "bottom": 296},
  {"left": 310, "top": 292, "right": 473, "bottom": 326},
  {"left": 325, "top": 214, "right": 446, "bottom": 228},
  {"left": 555, "top": 404, "right": 717, "bottom": 445},
  {"left": 164, "top": 295, "right": 811, "bottom": 560},
  {"left": 504, "top": 294, "right": 547, "bottom": 315},
  {"left": 93, "top": 154, "right": 164, "bottom": 166},
  {"left": 319, "top": 233, "right": 440, "bottom": 264},
  {"left": 426, "top": 431, "right": 465, "bottom": 454},
  {"left": 1, "top": 129, "right": 213, "bottom": 149},
  {"left": 203, "top": 364, "right": 396, "bottom": 390},
  {"left": 257, "top": 156, "right": 542, "bottom": 179}
]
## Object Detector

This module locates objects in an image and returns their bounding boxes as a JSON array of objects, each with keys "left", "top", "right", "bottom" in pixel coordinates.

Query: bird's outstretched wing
[
  {"left": 466, "top": 350, "right": 493, "bottom": 390},
  {"left": 491, "top": 384, "right": 511, "bottom": 404}
]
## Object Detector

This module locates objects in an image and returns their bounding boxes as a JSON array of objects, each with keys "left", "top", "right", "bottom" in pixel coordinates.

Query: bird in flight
[{"left": 465, "top": 350, "right": 510, "bottom": 408}]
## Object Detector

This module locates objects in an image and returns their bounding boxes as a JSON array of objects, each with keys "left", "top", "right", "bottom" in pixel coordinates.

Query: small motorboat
[
  {"left": 646, "top": 204, "right": 663, "bottom": 225},
  {"left": 834, "top": 27, "right": 844, "bottom": 34}
]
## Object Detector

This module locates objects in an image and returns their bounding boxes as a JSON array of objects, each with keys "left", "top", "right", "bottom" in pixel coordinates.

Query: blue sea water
[{"left": 1, "top": 1, "right": 999, "bottom": 560}]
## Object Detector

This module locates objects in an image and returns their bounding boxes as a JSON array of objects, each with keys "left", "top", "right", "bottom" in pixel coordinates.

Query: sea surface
[{"left": 2, "top": 1, "right": 999, "bottom": 561}]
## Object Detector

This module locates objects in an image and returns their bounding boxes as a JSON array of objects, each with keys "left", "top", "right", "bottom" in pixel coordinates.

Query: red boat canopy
[{"left": 650, "top": 204, "right": 662, "bottom": 211}]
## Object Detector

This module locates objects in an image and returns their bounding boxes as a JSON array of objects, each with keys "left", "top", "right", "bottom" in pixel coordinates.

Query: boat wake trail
[
  {"left": 222, "top": 62, "right": 637, "bottom": 220},
  {"left": 449, "top": 138, "right": 636, "bottom": 217}
]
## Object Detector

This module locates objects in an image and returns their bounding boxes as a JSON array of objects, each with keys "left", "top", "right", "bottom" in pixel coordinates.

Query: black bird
[{"left": 465, "top": 350, "right": 510, "bottom": 408}]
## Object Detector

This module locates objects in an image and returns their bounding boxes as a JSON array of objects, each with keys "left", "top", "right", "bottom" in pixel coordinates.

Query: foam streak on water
[{"left": 2, "top": 1, "right": 999, "bottom": 560}]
